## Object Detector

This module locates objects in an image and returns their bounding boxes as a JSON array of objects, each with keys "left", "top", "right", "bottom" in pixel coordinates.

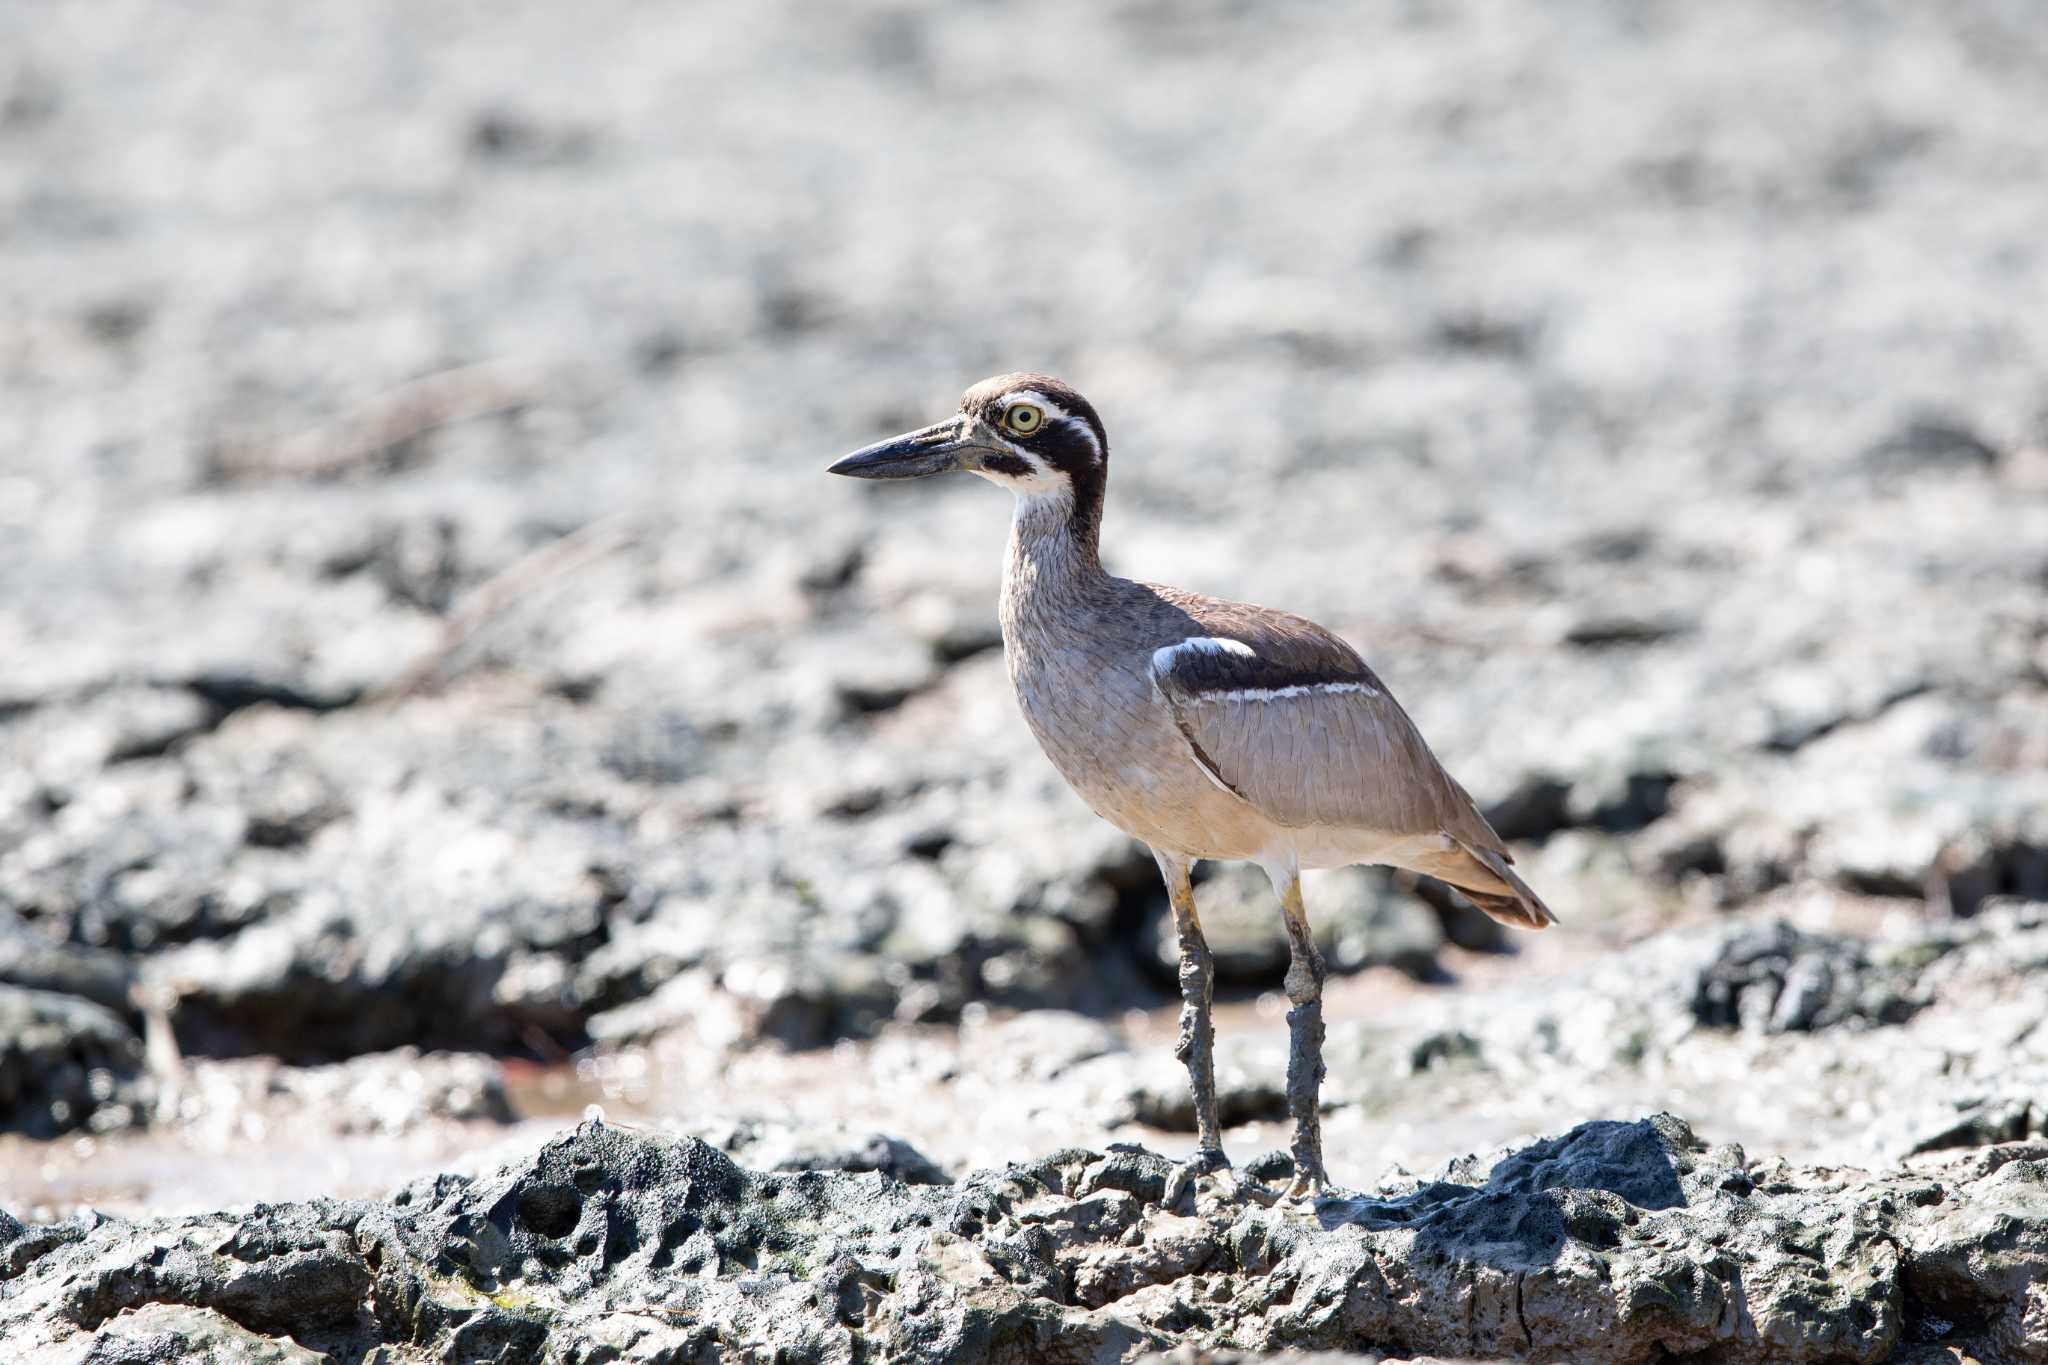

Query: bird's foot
[
  {"left": 1281, "top": 1168, "right": 1331, "bottom": 1205},
  {"left": 1163, "top": 1147, "right": 1242, "bottom": 1213},
  {"left": 1277, "top": 1162, "right": 1327, "bottom": 1203}
]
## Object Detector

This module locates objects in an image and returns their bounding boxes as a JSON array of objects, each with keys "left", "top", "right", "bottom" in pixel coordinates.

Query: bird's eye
[{"left": 1005, "top": 404, "right": 1043, "bottom": 435}]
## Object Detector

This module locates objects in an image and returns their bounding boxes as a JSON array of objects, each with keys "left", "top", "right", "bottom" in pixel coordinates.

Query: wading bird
[{"left": 829, "top": 374, "right": 1554, "bottom": 1194}]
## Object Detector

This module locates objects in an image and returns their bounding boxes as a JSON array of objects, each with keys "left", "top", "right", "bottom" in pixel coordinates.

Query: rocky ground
[
  {"left": 3, "top": 0, "right": 2047, "bottom": 1360},
  {"left": 5, "top": 1113, "right": 2045, "bottom": 1363}
]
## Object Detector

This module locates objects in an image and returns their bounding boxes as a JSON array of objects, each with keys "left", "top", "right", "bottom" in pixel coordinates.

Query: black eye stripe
[
  {"left": 1035, "top": 418, "right": 1099, "bottom": 465},
  {"left": 982, "top": 452, "right": 1033, "bottom": 478}
]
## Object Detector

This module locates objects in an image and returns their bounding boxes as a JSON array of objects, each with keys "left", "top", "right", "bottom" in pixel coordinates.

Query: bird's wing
[
  {"left": 1146, "top": 609, "right": 1475, "bottom": 838},
  {"left": 1144, "top": 595, "right": 1553, "bottom": 928}
]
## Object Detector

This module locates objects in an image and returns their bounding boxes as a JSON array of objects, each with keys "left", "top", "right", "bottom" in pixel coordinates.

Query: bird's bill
[{"left": 827, "top": 416, "right": 983, "bottom": 480}]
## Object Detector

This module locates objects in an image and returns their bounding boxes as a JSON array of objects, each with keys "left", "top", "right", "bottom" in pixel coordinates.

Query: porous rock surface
[{"left": 4, "top": 1116, "right": 2044, "bottom": 1363}]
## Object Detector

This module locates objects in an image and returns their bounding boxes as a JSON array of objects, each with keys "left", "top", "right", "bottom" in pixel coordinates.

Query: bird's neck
[{"left": 1004, "top": 485, "right": 1106, "bottom": 610}]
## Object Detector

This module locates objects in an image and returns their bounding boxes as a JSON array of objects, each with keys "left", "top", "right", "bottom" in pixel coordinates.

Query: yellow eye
[{"left": 1005, "top": 404, "right": 1043, "bottom": 435}]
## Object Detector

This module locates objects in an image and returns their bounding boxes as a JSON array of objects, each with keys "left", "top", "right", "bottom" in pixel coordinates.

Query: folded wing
[{"left": 1146, "top": 595, "right": 1554, "bottom": 928}]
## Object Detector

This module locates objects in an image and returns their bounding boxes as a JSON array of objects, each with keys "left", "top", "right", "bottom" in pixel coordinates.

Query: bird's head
[{"left": 828, "top": 373, "right": 1107, "bottom": 500}]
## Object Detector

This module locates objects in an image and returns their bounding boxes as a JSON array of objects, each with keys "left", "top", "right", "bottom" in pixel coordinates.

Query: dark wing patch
[
  {"left": 1156, "top": 638, "right": 1384, "bottom": 698},
  {"left": 1148, "top": 608, "right": 1389, "bottom": 701}
]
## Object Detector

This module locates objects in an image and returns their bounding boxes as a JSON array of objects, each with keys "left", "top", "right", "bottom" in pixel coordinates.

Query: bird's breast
[{"left": 1000, "top": 613, "right": 1273, "bottom": 858}]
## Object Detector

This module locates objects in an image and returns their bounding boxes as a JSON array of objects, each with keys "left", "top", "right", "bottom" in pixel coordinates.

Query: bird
[{"left": 828, "top": 373, "right": 1555, "bottom": 1196}]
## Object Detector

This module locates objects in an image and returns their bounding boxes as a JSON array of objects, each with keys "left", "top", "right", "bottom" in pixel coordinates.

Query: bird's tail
[{"left": 1415, "top": 840, "right": 1558, "bottom": 930}]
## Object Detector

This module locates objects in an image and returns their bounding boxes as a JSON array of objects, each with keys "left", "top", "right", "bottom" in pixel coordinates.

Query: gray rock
[
  {"left": 1, "top": 1116, "right": 2042, "bottom": 1362},
  {"left": 0, "top": 780, "right": 257, "bottom": 954},
  {"left": 0, "top": 686, "right": 217, "bottom": 795},
  {"left": 78, "top": 1302, "right": 331, "bottom": 1364},
  {"left": 0, "top": 984, "right": 145, "bottom": 1137},
  {"left": 0, "top": 1207, "right": 88, "bottom": 1278},
  {"left": 161, "top": 1047, "right": 514, "bottom": 1138},
  {"left": 1689, "top": 919, "right": 1922, "bottom": 1034},
  {"left": 0, "top": 915, "right": 136, "bottom": 1014},
  {"left": 690, "top": 1117, "right": 953, "bottom": 1185},
  {"left": 1117, "top": 1057, "right": 1289, "bottom": 1134},
  {"left": 1859, "top": 412, "right": 2002, "bottom": 476}
]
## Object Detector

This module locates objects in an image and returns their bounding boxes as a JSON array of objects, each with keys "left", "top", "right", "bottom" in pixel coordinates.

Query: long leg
[
  {"left": 1266, "top": 857, "right": 1328, "bottom": 1193},
  {"left": 1153, "top": 848, "right": 1225, "bottom": 1166}
]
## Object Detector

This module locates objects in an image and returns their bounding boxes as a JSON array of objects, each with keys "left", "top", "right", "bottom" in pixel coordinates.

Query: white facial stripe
[
  {"left": 1000, "top": 390, "right": 1069, "bottom": 423},
  {"left": 1188, "top": 681, "right": 1383, "bottom": 702}
]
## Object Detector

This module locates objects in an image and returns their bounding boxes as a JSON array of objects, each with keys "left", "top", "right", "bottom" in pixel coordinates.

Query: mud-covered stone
[
  {"left": 687, "top": 1117, "right": 953, "bottom": 1185},
  {"left": 79, "top": 1302, "right": 332, "bottom": 1364},
  {"left": 2, "top": 1117, "right": 2042, "bottom": 1362},
  {"left": 1689, "top": 920, "right": 1925, "bottom": 1034}
]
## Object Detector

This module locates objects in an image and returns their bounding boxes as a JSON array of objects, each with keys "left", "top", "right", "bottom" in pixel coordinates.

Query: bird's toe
[
  {"left": 1282, "top": 1171, "right": 1331, "bottom": 1204},
  {"left": 1166, "top": 1150, "right": 1275, "bottom": 1214}
]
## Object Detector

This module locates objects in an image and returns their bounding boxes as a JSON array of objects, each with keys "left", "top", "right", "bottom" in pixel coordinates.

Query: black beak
[{"left": 827, "top": 417, "right": 972, "bottom": 480}]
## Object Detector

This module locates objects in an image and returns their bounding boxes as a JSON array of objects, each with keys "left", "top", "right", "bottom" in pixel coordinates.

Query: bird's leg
[
  {"left": 1154, "top": 850, "right": 1225, "bottom": 1169},
  {"left": 1275, "top": 868, "right": 1329, "bottom": 1197}
]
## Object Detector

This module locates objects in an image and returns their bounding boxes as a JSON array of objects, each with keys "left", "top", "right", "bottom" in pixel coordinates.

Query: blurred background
[{"left": 2, "top": 1, "right": 2044, "bottom": 1216}]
